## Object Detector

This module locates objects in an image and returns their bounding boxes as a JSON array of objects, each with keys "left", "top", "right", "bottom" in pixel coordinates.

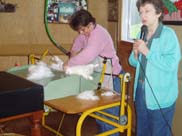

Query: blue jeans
[
  {"left": 96, "top": 71, "right": 124, "bottom": 136},
  {"left": 135, "top": 81, "right": 175, "bottom": 136}
]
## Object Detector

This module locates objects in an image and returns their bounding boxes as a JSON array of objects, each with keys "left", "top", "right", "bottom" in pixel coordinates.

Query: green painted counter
[{"left": 7, "top": 65, "right": 101, "bottom": 100}]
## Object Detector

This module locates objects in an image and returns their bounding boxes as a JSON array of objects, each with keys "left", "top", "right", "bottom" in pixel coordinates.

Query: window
[{"left": 121, "top": 0, "right": 141, "bottom": 42}]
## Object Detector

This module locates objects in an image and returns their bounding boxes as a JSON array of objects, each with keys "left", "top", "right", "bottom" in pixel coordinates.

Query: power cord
[{"left": 138, "top": 59, "right": 174, "bottom": 136}]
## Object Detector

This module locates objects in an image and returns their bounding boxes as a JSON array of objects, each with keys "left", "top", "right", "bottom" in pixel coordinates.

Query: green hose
[{"left": 44, "top": 0, "right": 70, "bottom": 56}]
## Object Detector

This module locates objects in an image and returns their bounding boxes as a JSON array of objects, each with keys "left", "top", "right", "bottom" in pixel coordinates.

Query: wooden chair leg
[{"left": 31, "top": 111, "right": 43, "bottom": 136}]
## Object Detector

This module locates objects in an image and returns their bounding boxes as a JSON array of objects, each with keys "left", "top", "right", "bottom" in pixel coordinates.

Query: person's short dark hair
[
  {"left": 69, "top": 9, "right": 96, "bottom": 31},
  {"left": 136, "top": 0, "right": 164, "bottom": 22}
]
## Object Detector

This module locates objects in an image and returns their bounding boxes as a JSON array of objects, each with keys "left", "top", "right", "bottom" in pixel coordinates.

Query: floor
[{"left": 0, "top": 111, "right": 134, "bottom": 136}]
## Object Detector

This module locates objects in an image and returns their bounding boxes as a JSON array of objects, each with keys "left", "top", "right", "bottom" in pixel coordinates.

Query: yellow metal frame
[
  {"left": 28, "top": 49, "right": 49, "bottom": 64},
  {"left": 42, "top": 58, "right": 132, "bottom": 136},
  {"left": 97, "top": 57, "right": 107, "bottom": 90},
  {"left": 75, "top": 73, "right": 131, "bottom": 136},
  {"left": 42, "top": 73, "right": 132, "bottom": 136}
]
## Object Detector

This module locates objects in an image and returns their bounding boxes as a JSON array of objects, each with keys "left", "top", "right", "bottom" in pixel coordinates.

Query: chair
[{"left": 42, "top": 72, "right": 132, "bottom": 136}]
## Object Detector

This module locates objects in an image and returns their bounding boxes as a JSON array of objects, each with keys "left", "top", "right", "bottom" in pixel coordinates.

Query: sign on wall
[{"left": 47, "top": 0, "right": 88, "bottom": 24}]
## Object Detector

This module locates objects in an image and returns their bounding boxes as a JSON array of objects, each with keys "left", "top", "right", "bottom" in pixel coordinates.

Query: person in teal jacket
[{"left": 129, "top": 0, "right": 181, "bottom": 136}]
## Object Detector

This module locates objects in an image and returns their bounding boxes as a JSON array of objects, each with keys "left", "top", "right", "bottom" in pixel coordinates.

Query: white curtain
[{"left": 121, "top": 0, "right": 141, "bottom": 42}]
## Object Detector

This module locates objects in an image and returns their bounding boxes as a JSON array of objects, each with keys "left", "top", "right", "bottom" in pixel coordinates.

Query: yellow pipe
[
  {"left": 29, "top": 49, "right": 49, "bottom": 65},
  {"left": 29, "top": 54, "right": 35, "bottom": 64},
  {"left": 97, "top": 58, "right": 107, "bottom": 90},
  {"left": 76, "top": 102, "right": 132, "bottom": 136},
  {"left": 127, "top": 105, "right": 132, "bottom": 136},
  {"left": 99, "top": 62, "right": 107, "bottom": 83},
  {"left": 121, "top": 74, "right": 126, "bottom": 115},
  {"left": 96, "top": 110, "right": 119, "bottom": 120},
  {"left": 76, "top": 102, "right": 120, "bottom": 136},
  {"left": 40, "top": 49, "right": 49, "bottom": 60},
  {"left": 89, "top": 113, "right": 126, "bottom": 130},
  {"left": 119, "top": 73, "right": 130, "bottom": 116}
]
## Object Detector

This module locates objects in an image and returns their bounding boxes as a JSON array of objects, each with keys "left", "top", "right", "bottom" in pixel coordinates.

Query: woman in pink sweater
[{"left": 65, "top": 9, "right": 123, "bottom": 136}]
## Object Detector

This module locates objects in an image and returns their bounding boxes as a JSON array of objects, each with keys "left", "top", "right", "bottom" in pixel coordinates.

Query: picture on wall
[
  {"left": 47, "top": 0, "right": 88, "bottom": 23},
  {"left": 163, "top": 0, "right": 182, "bottom": 25}
]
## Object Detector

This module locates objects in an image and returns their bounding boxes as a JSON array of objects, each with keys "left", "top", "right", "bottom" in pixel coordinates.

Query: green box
[{"left": 7, "top": 65, "right": 101, "bottom": 100}]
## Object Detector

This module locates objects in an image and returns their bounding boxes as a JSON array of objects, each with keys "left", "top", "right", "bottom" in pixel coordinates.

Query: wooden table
[
  {"left": 0, "top": 110, "right": 43, "bottom": 136},
  {"left": 43, "top": 73, "right": 132, "bottom": 136},
  {"left": 43, "top": 89, "right": 132, "bottom": 136},
  {"left": 44, "top": 91, "right": 120, "bottom": 114}
]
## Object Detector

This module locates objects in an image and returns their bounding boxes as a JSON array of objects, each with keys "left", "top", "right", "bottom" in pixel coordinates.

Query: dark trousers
[{"left": 135, "top": 81, "right": 175, "bottom": 136}]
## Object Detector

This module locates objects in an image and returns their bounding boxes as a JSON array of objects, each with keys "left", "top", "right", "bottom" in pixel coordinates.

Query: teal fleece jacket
[{"left": 129, "top": 25, "right": 181, "bottom": 110}]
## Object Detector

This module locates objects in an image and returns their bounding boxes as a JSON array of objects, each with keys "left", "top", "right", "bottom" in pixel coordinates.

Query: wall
[
  {"left": 0, "top": 0, "right": 108, "bottom": 70},
  {"left": 0, "top": 0, "right": 108, "bottom": 55},
  {"left": 170, "top": 25, "right": 182, "bottom": 136},
  {"left": 108, "top": 22, "right": 118, "bottom": 48}
]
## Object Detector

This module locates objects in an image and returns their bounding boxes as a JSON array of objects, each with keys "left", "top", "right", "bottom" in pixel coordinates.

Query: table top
[{"left": 44, "top": 89, "right": 120, "bottom": 114}]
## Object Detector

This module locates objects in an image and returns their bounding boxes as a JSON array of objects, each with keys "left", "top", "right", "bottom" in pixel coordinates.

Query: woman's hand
[
  {"left": 133, "top": 39, "right": 149, "bottom": 57},
  {"left": 133, "top": 40, "right": 139, "bottom": 59}
]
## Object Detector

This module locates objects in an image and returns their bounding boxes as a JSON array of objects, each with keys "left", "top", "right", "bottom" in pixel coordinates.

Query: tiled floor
[{"left": 0, "top": 111, "right": 134, "bottom": 136}]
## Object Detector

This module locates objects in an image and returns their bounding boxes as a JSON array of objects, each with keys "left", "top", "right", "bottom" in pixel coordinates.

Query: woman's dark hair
[
  {"left": 69, "top": 9, "right": 96, "bottom": 31},
  {"left": 136, "top": 0, "right": 164, "bottom": 22}
]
